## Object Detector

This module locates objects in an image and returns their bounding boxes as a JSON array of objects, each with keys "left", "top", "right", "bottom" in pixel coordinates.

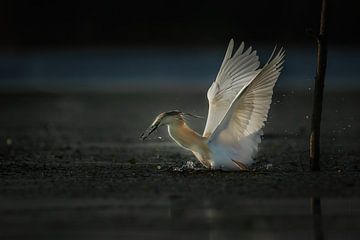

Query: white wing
[
  {"left": 209, "top": 48, "right": 285, "bottom": 145},
  {"left": 203, "top": 39, "right": 260, "bottom": 137}
]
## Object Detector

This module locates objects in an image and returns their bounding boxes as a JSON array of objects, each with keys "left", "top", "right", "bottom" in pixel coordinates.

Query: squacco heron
[{"left": 141, "top": 39, "right": 285, "bottom": 171}]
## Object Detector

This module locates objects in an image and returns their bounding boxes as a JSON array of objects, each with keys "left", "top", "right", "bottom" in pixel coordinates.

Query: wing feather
[
  {"left": 209, "top": 48, "right": 285, "bottom": 142},
  {"left": 203, "top": 39, "right": 260, "bottom": 137}
]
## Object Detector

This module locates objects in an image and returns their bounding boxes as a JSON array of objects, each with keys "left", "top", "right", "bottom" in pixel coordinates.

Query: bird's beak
[{"left": 140, "top": 122, "right": 159, "bottom": 140}]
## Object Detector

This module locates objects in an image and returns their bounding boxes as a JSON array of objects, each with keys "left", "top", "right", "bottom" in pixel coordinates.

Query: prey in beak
[{"left": 140, "top": 121, "right": 160, "bottom": 140}]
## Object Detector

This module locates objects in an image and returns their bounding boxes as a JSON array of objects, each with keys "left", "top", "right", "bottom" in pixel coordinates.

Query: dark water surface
[
  {"left": 1, "top": 197, "right": 360, "bottom": 240},
  {"left": 0, "top": 91, "right": 359, "bottom": 239},
  {"left": 0, "top": 47, "right": 359, "bottom": 91}
]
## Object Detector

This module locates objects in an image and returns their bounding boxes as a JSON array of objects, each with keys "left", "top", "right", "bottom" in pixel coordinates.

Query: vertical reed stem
[{"left": 310, "top": 0, "right": 328, "bottom": 171}]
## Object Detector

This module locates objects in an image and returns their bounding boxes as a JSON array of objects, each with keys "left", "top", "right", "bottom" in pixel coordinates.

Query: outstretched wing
[
  {"left": 209, "top": 48, "right": 285, "bottom": 144},
  {"left": 203, "top": 39, "right": 260, "bottom": 137}
]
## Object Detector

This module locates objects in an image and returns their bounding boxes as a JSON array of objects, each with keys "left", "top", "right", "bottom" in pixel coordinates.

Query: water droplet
[
  {"left": 348, "top": 124, "right": 352, "bottom": 128},
  {"left": 266, "top": 163, "right": 273, "bottom": 170},
  {"left": 305, "top": 115, "right": 309, "bottom": 119},
  {"left": 6, "top": 138, "right": 12, "bottom": 145},
  {"left": 308, "top": 88, "right": 311, "bottom": 91},
  {"left": 185, "top": 161, "right": 195, "bottom": 169},
  {"left": 157, "top": 165, "right": 161, "bottom": 170}
]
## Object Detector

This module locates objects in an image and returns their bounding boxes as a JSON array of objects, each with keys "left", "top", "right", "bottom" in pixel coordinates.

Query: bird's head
[{"left": 140, "top": 110, "right": 202, "bottom": 140}]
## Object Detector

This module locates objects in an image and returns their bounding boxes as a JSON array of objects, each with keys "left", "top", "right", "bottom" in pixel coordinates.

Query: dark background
[
  {"left": 1, "top": 0, "right": 359, "bottom": 50},
  {"left": 1, "top": 0, "right": 359, "bottom": 91}
]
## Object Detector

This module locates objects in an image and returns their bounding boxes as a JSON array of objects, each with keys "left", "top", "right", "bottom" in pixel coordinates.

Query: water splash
[
  {"left": 173, "top": 161, "right": 198, "bottom": 171},
  {"left": 266, "top": 163, "right": 273, "bottom": 170}
]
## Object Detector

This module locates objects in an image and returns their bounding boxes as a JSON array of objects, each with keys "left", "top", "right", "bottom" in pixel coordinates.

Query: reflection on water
[
  {"left": 311, "top": 197, "right": 324, "bottom": 240},
  {"left": 1, "top": 198, "right": 360, "bottom": 240},
  {"left": 165, "top": 198, "right": 359, "bottom": 240}
]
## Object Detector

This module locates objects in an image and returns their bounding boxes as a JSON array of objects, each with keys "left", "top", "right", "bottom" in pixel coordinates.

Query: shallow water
[
  {"left": 1, "top": 197, "right": 359, "bottom": 240},
  {"left": 0, "top": 91, "right": 359, "bottom": 239}
]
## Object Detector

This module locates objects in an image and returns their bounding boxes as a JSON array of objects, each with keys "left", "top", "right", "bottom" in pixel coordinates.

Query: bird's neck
[{"left": 167, "top": 121, "right": 206, "bottom": 152}]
